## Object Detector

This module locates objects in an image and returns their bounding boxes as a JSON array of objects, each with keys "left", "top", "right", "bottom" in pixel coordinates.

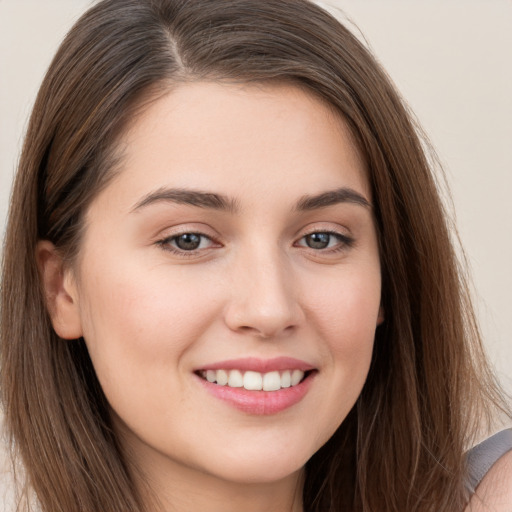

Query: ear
[{"left": 36, "top": 240, "right": 83, "bottom": 340}]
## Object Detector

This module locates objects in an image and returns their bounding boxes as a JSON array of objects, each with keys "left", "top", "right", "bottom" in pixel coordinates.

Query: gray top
[{"left": 466, "top": 428, "right": 512, "bottom": 492}]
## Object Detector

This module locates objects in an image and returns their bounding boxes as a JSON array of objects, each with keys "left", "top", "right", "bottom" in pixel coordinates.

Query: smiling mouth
[{"left": 196, "top": 369, "right": 311, "bottom": 391}]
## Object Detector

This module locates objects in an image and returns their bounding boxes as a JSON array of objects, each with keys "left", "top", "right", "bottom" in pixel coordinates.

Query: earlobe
[{"left": 36, "top": 240, "right": 83, "bottom": 340}]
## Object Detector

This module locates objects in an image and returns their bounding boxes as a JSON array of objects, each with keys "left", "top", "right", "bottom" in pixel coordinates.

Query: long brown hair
[{"left": 1, "top": 1, "right": 508, "bottom": 511}]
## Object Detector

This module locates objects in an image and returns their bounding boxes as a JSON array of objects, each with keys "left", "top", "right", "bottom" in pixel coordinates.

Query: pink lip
[
  {"left": 194, "top": 357, "right": 317, "bottom": 415},
  {"left": 197, "top": 356, "right": 315, "bottom": 373},
  {"left": 197, "top": 375, "right": 314, "bottom": 415}
]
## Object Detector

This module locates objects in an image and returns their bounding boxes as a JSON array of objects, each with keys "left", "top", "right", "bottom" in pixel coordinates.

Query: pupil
[
  {"left": 307, "top": 233, "right": 330, "bottom": 249},
  {"left": 176, "top": 233, "right": 201, "bottom": 250}
]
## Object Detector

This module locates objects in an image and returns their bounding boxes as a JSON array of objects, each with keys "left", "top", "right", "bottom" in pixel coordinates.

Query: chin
[
  {"left": 198, "top": 438, "right": 312, "bottom": 485},
  {"left": 211, "top": 459, "right": 304, "bottom": 486}
]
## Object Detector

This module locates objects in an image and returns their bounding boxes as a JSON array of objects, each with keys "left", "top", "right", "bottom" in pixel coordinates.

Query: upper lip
[{"left": 197, "top": 357, "right": 315, "bottom": 373}]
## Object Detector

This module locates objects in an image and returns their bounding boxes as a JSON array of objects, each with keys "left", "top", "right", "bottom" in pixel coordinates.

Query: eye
[
  {"left": 158, "top": 232, "right": 215, "bottom": 253},
  {"left": 296, "top": 231, "right": 353, "bottom": 251}
]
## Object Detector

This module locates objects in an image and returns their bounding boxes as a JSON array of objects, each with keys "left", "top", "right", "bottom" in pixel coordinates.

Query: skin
[
  {"left": 464, "top": 450, "right": 512, "bottom": 512},
  {"left": 39, "top": 82, "right": 383, "bottom": 512}
]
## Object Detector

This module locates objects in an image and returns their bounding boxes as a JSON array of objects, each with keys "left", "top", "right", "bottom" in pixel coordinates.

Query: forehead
[{"left": 94, "top": 81, "right": 370, "bottom": 214}]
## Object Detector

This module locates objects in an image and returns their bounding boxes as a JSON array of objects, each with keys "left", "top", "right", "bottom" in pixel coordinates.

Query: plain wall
[{"left": 1, "top": 0, "right": 511, "bottom": 505}]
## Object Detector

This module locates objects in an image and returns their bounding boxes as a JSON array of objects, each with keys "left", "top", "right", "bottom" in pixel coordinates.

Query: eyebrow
[
  {"left": 130, "top": 186, "right": 371, "bottom": 214},
  {"left": 131, "top": 187, "right": 240, "bottom": 214},
  {"left": 295, "top": 187, "right": 371, "bottom": 211}
]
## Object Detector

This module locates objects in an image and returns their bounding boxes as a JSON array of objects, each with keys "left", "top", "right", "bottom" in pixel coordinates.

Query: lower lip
[{"left": 196, "top": 372, "right": 315, "bottom": 415}]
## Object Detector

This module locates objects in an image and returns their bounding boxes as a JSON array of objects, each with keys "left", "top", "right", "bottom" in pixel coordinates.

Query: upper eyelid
[
  {"left": 300, "top": 227, "right": 348, "bottom": 236},
  {"left": 155, "top": 224, "right": 219, "bottom": 241},
  {"left": 158, "top": 228, "right": 349, "bottom": 240},
  {"left": 299, "top": 230, "right": 349, "bottom": 239},
  {"left": 296, "top": 224, "right": 353, "bottom": 241},
  {"left": 154, "top": 221, "right": 353, "bottom": 246}
]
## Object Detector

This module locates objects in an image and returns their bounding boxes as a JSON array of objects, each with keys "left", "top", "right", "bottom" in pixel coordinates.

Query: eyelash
[
  {"left": 295, "top": 230, "right": 355, "bottom": 253},
  {"left": 156, "top": 232, "right": 219, "bottom": 258},
  {"left": 156, "top": 230, "right": 354, "bottom": 258}
]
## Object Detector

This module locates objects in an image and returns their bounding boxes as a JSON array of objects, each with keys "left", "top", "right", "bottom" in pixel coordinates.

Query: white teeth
[
  {"left": 201, "top": 369, "right": 306, "bottom": 391},
  {"left": 281, "top": 370, "right": 291, "bottom": 388},
  {"left": 262, "top": 371, "right": 281, "bottom": 391},
  {"left": 216, "top": 369, "right": 229, "bottom": 386},
  {"left": 243, "top": 371, "right": 263, "bottom": 390},
  {"left": 228, "top": 369, "right": 243, "bottom": 387},
  {"left": 291, "top": 369, "right": 303, "bottom": 386}
]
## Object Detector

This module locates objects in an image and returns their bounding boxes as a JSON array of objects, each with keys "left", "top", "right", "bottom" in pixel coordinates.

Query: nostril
[{"left": 239, "top": 324, "right": 296, "bottom": 339}]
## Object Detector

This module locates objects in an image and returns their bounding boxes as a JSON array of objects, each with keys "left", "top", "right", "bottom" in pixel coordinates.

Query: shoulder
[{"left": 464, "top": 446, "right": 512, "bottom": 511}]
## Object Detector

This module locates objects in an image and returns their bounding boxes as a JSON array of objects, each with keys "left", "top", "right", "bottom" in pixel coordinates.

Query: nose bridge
[{"left": 224, "top": 241, "right": 302, "bottom": 338}]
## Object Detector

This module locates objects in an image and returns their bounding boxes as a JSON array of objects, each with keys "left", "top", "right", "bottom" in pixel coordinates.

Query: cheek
[
  {"left": 331, "top": 281, "right": 379, "bottom": 378},
  {"left": 302, "top": 268, "right": 380, "bottom": 429},
  {"left": 306, "top": 265, "right": 381, "bottom": 348},
  {"left": 75, "top": 259, "right": 230, "bottom": 453},
  {"left": 76, "top": 256, "right": 222, "bottom": 392}
]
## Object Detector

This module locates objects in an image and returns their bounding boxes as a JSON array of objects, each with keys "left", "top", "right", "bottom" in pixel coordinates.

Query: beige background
[{"left": 1, "top": 0, "right": 511, "bottom": 505}]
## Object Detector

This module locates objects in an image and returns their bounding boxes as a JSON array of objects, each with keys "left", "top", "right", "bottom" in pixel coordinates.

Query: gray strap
[{"left": 465, "top": 428, "right": 512, "bottom": 492}]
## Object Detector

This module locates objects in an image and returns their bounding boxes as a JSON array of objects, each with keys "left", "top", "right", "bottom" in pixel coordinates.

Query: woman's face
[{"left": 56, "top": 82, "right": 382, "bottom": 487}]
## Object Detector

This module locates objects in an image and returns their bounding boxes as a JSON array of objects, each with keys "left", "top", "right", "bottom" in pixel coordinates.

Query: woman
[{"left": 1, "top": 0, "right": 510, "bottom": 511}]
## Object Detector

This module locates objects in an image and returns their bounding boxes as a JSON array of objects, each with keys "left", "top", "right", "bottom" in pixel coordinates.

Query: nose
[{"left": 223, "top": 247, "right": 304, "bottom": 339}]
